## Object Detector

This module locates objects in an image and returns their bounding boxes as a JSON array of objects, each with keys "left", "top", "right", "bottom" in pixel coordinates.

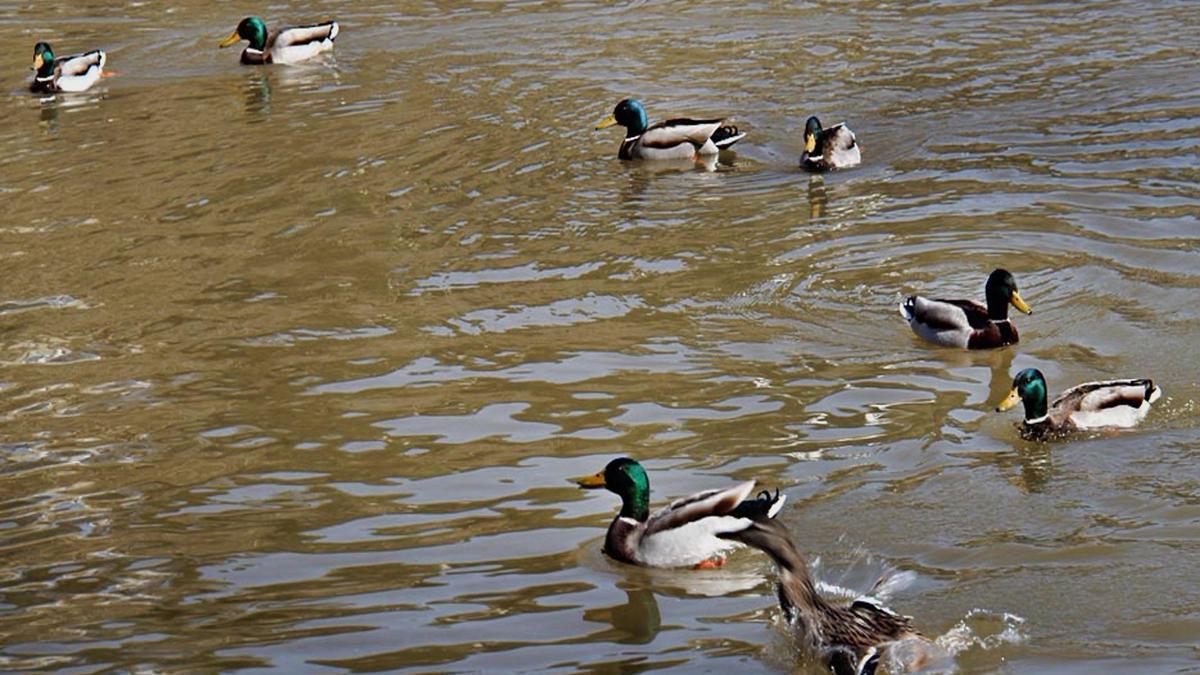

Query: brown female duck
[{"left": 720, "top": 518, "right": 931, "bottom": 675}]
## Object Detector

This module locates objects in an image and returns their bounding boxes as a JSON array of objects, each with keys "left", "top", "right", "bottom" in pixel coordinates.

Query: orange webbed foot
[{"left": 693, "top": 556, "right": 726, "bottom": 570}]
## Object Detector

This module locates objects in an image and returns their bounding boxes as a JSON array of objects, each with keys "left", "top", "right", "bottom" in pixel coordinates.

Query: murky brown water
[{"left": 3, "top": 1, "right": 1199, "bottom": 672}]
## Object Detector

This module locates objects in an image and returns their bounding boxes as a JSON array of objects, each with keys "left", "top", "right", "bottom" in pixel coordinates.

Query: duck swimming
[
  {"left": 219, "top": 17, "right": 339, "bottom": 65},
  {"left": 996, "top": 367, "right": 1161, "bottom": 439},
  {"left": 720, "top": 517, "right": 931, "bottom": 675},
  {"left": 30, "top": 42, "right": 106, "bottom": 93},
  {"left": 595, "top": 99, "right": 746, "bottom": 161},
  {"left": 799, "top": 116, "right": 861, "bottom": 172},
  {"left": 900, "top": 268, "right": 1032, "bottom": 349},
  {"left": 572, "top": 457, "right": 785, "bottom": 569}
]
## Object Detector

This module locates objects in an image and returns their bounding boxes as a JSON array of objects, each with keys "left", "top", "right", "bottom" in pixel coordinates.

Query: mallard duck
[
  {"left": 900, "top": 268, "right": 1032, "bottom": 349},
  {"left": 595, "top": 99, "right": 746, "bottom": 160},
  {"left": 799, "top": 116, "right": 861, "bottom": 172},
  {"left": 29, "top": 42, "right": 106, "bottom": 93},
  {"left": 996, "top": 367, "right": 1161, "bottom": 439},
  {"left": 219, "top": 17, "right": 339, "bottom": 65},
  {"left": 720, "top": 518, "right": 931, "bottom": 675},
  {"left": 572, "top": 457, "right": 785, "bottom": 569}
]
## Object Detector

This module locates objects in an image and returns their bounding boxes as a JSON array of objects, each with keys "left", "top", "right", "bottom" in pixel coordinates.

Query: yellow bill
[
  {"left": 804, "top": 132, "right": 816, "bottom": 154},
  {"left": 218, "top": 31, "right": 242, "bottom": 48},
  {"left": 595, "top": 114, "right": 618, "bottom": 131},
  {"left": 32, "top": 53, "right": 44, "bottom": 71},
  {"left": 1010, "top": 290, "right": 1032, "bottom": 314},
  {"left": 996, "top": 388, "right": 1021, "bottom": 412},
  {"left": 572, "top": 471, "right": 607, "bottom": 489}
]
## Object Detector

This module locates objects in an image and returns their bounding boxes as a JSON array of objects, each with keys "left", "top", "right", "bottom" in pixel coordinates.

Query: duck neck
[
  {"left": 1022, "top": 389, "right": 1048, "bottom": 421},
  {"left": 618, "top": 486, "right": 649, "bottom": 522},
  {"left": 625, "top": 108, "right": 648, "bottom": 138},
  {"left": 779, "top": 553, "right": 828, "bottom": 615},
  {"left": 986, "top": 293, "right": 1010, "bottom": 321},
  {"left": 36, "top": 54, "right": 56, "bottom": 79}
]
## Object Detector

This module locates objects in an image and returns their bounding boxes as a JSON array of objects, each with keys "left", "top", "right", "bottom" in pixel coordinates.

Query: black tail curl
[
  {"left": 710, "top": 124, "right": 744, "bottom": 148},
  {"left": 729, "top": 488, "right": 782, "bottom": 521}
]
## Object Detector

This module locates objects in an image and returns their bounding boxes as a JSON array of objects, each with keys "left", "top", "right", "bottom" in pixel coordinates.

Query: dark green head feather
[
  {"left": 984, "top": 268, "right": 1021, "bottom": 320},
  {"left": 602, "top": 457, "right": 650, "bottom": 521},
  {"left": 237, "top": 16, "right": 269, "bottom": 50},
  {"left": 1012, "top": 367, "right": 1048, "bottom": 419},
  {"left": 32, "top": 42, "right": 56, "bottom": 77},
  {"left": 612, "top": 99, "right": 649, "bottom": 136}
]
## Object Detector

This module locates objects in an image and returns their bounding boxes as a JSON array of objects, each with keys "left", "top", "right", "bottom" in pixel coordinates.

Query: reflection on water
[
  {"left": 583, "top": 584, "right": 662, "bottom": 645},
  {"left": 1, "top": 0, "right": 1199, "bottom": 673}
]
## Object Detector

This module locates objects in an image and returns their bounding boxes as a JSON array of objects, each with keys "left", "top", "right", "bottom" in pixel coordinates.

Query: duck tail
[
  {"left": 729, "top": 488, "right": 786, "bottom": 521},
  {"left": 1146, "top": 380, "right": 1162, "bottom": 404},
  {"left": 710, "top": 124, "right": 745, "bottom": 149},
  {"left": 899, "top": 296, "right": 916, "bottom": 321}
]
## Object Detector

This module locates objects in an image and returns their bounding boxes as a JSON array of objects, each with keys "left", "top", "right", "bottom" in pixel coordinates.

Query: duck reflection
[
  {"left": 807, "top": 175, "right": 828, "bottom": 220},
  {"left": 38, "top": 99, "right": 59, "bottom": 133},
  {"left": 582, "top": 583, "right": 661, "bottom": 645},
  {"left": 242, "top": 71, "right": 272, "bottom": 118},
  {"left": 615, "top": 153, "right": 730, "bottom": 216},
  {"left": 985, "top": 347, "right": 1017, "bottom": 402},
  {"left": 1013, "top": 441, "right": 1054, "bottom": 492}
]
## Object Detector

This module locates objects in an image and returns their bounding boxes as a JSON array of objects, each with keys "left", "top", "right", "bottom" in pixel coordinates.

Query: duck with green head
[
  {"left": 997, "top": 367, "right": 1161, "bottom": 439},
  {"left": 572, "top": 457, "right": 785, "bottom": 568},
  {"left": 219, "top": 16, "right": 339, "bottom": 65},
  {"left": 30, "top": 41, "right": 106, "bottom": 93},
  {"left": 799, "top": 116, "right": 861, "bottom": 172},
  {"left": 595, "top": 99, "right": 746, "bottom": 161},
  {"left": 900, "top": 268, "right": 1033, "bottom": 349}
]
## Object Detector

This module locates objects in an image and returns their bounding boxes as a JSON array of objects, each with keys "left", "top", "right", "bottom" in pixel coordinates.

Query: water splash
[{"left": 936, "top": 607, "right": 1027, "bottom": 656}]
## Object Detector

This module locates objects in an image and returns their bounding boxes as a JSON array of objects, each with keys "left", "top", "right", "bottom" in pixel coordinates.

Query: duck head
[
  {"left": 220, "top": 16, "right": 268, "bottom": 51},
  {"left": 595, "top": 99, "right": 649, "bottom": 136}
]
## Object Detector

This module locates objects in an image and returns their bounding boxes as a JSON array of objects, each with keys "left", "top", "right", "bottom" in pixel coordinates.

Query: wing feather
[
  {"left": 274, "top": 21, "right": 339, "bottom": 49},
  {"left": 906, "top": 296, "right": 983, "bottom": 330},
  {"left": 57, "top": 50, "right": 104, "bottom": 77},
  {"left": 640, "top": 118, "right": 725, "bottom": 149},
  {"left": 643, "top": 480, "right": 755, "bottom": 537}
]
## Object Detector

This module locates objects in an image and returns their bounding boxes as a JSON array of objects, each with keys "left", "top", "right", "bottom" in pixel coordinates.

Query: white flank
[
  {"left": 637, "top": 515, "right": 747, "bottom": 567},
  {"left": 905, "top": 297, "right": 971, "bottom": 347},
  {"left": 273, "top": 39, "right": 333, "bottom": 65},
  {"left": 1069, "top": 400, "right": 1151, "bottom": 429},
  {"left": 56, "top": 51, "right": 105, "bottom": 92},
  {"left": 638, "top": 142, "right": 704, "bottom": 160}
]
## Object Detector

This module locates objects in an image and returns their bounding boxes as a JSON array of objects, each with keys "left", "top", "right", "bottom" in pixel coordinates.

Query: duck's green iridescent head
[
  {"left": 983, "top": 268, "right": 1032, "bottom": 320},
  {"left": 804, "top": 116, "right": 823, "bottom": 154},
  {"left": 997, "top": 367, "right": 1048, "bottom": 420},
  {"left": 220, "top": 16, "right": 268, "bottom": 51},
  {"left": 32, "top": 42, "right": 56, "bottom": 77},
  {"left": 595, "top": 98, "right": 649, "bottom": 136},
  {"left": 572, "top": 456, "right": 650, "bottom": 521}
]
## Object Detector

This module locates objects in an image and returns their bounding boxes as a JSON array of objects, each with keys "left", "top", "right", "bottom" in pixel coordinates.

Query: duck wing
[
  {"left": 903, "top": 297, "right": 988, "bottom": 330},
  {"left": 816, "top": 123, "right": 852, "bottom": 150},
  {"left": 1054, "top": 379, "right": 1160, "bottom": 413},
  {"left": 273, "top": 21, "right": 340, "bottom": 50},
  {"left": 642, "top": 480, "right": 757, "bottom": 537},
  {"left": 57, "top": 50, "right": 105, "bottom": 78},
  {"left": 640, "top": 118, "right": 726, "bottom": 150}
]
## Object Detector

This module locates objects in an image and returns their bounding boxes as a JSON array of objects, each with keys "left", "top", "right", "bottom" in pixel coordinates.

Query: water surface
[{"left": 2, "top": 1, "right": 1199, "bottom": 672}]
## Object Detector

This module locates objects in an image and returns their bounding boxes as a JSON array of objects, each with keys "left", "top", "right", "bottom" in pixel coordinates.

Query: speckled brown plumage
[{"left": 721, "top": 519, "right": 926, "bottom": 675}]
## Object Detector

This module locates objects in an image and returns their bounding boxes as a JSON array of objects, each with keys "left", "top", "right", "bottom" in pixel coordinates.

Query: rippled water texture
[{"left": 3, "top": 1, "right": 1199, "bottom": 672}]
